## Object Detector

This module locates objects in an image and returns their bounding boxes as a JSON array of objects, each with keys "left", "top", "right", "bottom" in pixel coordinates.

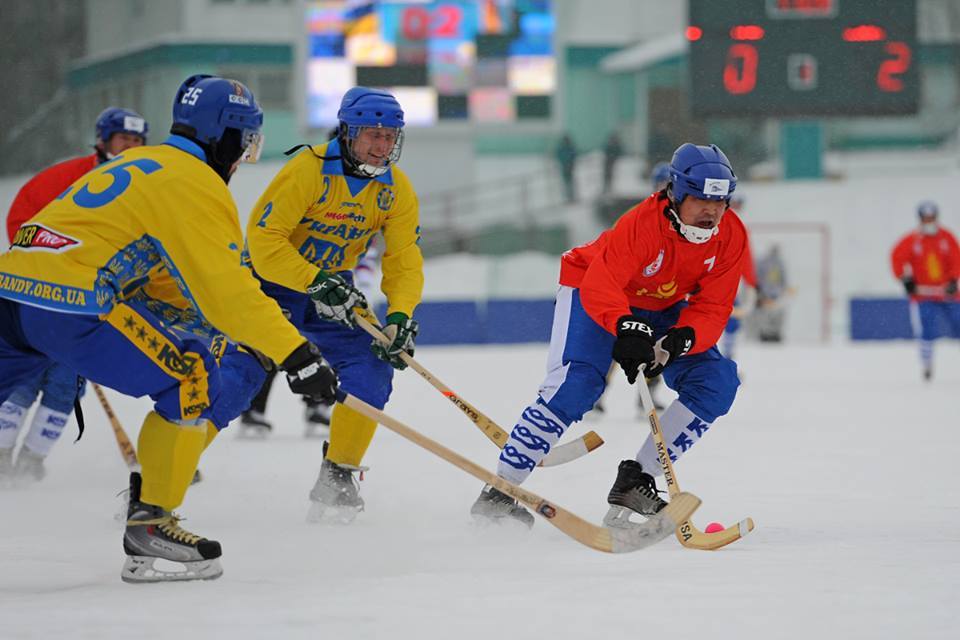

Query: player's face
[
  {"left": 678, "top": 196, "right": 727, "bottom": 230},
  {"left": 351, "top": 127, "right": 399, "bottom": 167},
  {"left": 105, "top": 132, "right": 145, "bottom": 156}
]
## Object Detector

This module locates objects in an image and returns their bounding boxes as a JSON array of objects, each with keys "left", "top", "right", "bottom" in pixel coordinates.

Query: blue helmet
[
  {"left": 650, "top": 161, "right": 671, "bottom": 192},
  {"left": 337, "top": 87, "right": 405, "bottom": 178},
  {"left": 668, "top": 143, "right": 737, "bottom": 204},
  {"left": 917, "top": 200, "right": 938, "bottom": 218},
  {"left": 171, "top": 74, "right": 264, "bottom": 172},
  {"left": 95, "top": 107, "right": 148, "bottom": 143}
]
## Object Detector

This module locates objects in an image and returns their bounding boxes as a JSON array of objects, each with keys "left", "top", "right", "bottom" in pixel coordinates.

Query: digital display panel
[
  {"left": 688, "top": 0, "right": 919, "bottom": 117},
  {"left": 305, "top": 1, "right": 555, "bottom": 127}
]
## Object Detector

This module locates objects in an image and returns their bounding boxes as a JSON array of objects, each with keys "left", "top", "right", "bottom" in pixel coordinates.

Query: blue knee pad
[
  {"left": 38, "top": 362, "right": 81, "bottom": 413},
  {"left": 541, "top": 361, "right": 607, "bottom": 424},
  {"left": 207, "top": 347, "right": 268, "bottom": 430},
  {"left": 663, "top": 350, "right": 739, "bottom": 422}
]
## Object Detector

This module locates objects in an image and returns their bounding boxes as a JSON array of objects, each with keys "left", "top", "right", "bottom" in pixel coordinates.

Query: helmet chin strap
[{"left": 665, "top": 196, "right": 719, "bottom": 244}]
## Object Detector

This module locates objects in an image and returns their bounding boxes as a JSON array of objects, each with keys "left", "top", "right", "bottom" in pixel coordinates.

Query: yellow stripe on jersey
[
  {"left": 246, "top": 139, "right": 424, "bottom": 318},
  {"left": 104, "top": 303, "right": 211, "bottom": 421}
]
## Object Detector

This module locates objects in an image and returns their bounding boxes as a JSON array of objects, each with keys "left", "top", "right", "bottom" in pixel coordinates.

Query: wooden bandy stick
[
  {"left": 355, "top": 312, "right": 603, "bottom": 467},
  {"left": 637, "top": 366, "right": 754, "bottom": 550},
  {"left": 91, "top": 383, "right": 139, "bottom": 470}
]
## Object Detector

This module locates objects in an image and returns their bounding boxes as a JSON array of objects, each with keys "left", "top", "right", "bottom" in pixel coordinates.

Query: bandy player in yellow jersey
[
  {"left": 245, "top": 87, "right": 423, "bottom": 523},
  {"left": 0, "top": 75, "right": 338, "bottom": 583}
]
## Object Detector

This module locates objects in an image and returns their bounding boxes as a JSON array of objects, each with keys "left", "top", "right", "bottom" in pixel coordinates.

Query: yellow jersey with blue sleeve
[
  {"left": 245, "top": 139, "right": 423, "bottom": 318},
  {"left": 0, "top": 135, "right": 304, "bottom": 365}
]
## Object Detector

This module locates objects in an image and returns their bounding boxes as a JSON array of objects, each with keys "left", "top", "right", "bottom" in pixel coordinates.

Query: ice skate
[
  {"left": 470, "top": 484, "right": 535, "bottom": 529},
  {"left": 303, "top": 400, "right": 332, "bottom": 439},
  {"left": 603, "top": 460, "right": 668, "bottom": 529},
  {"left": 306, "top": 442, "right": 365, "bottom": 524},
  {"left": 121, "top": 472, "right": 223, "bottom": 583},
  {"left": 237, "top": 410, "right": 272, "bottom": 439},
  {"left": 12, "top": 447, "right": 46, "bottom": 484}
]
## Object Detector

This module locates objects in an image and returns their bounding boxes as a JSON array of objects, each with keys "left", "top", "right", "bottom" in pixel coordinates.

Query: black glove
[
  {"left": 645, "top": 326, "right": 696, "bottom": 378},
  {"left": 307, "top": 271, "right": 368, "bottom": 328},
  {"left": 280, "top": 342, "right": 338, "bottom": 404},
  {"left": 611, "top": 315, "right": 656, "bottom": 384},
  {"left": 902, "top": 277, "right": 916, "bottom": 296},
  {"left": 946, "top": 280, "right": 958, "bottom": 296},
  {"left": 371, "top": 312, "right": 419, "bottom": 370}
]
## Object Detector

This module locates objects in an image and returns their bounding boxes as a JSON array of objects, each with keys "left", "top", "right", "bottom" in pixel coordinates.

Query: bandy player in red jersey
[
  {"left": 890, "top": 201, "right": 960, "bottom": 381},
  {"left": 470, "top": 143, "right": 748, "bottom": 527}
]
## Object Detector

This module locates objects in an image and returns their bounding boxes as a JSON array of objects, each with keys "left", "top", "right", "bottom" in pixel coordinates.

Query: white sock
[
  {"left": 636, "top": 401, "right": 712, "bottom": 477},
  {"left": 0, "top": 401, "right": 30, "bottom": 450},
  {"left": 497, "top": 401, "right": 569, "bottom": 485},
  {"left": 22, "top": 406, "right": 70, "bottom": 457}
]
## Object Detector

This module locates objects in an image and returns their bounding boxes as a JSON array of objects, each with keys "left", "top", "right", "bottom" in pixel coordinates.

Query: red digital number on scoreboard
[
  {"left": 877, "top": 42, "right": 911, "bottom": 92},
  {"left": 401, "top": 4, "right": 463, "bottom": 40},
  {"left": 723, "top": 44, "right": 759, "bottom": 94}
]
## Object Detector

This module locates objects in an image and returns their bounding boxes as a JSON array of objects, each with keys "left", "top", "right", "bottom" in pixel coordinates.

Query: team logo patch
[
  {"left": 703, "top": 178, "right": 730, "bottom": 196},
  {"left": 377, "top": 187, "right": 395, "bottom": 211},
  {"left": 643, "top": 249, "right": 665, "bottom": 277},
  {"left": 11, "top": 224, "right": 80, "bottom": 252}
]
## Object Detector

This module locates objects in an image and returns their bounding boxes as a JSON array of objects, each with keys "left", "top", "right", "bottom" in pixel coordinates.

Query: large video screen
[{"left": 305, "top": 1, "right": 555, "bottom": 127}]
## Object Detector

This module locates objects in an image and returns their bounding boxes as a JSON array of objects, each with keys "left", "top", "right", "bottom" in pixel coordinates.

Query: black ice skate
[
  {"left": 238, "top": 410, "right": 272, "bottom": 439},
  {"left": 603, "top": 460, "right": 668, "bottom": 529},
  {"left": 303, "top": 400, "right": 332, "bottom": 439},
  {"left": 121, "top": 472, "right": 222, "bottom": 583},
  {"left": 306, "top": 442, "right": 365, "bottom": 524},
  {"left": 470, "top": 484, "right": 535, "bottom": 529}
]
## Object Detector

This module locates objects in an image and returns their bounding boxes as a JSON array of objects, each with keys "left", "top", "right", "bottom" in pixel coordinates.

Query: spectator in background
[
  {"left": 602, "top": 132, "right": 623, "bottom": 193},
  {"left": 555, "top": 133, "right": 578, "bottom": 203},
  {"left": 754, "top": 244, "right": 790, "bottom": 343},
  {"left": 890, "top": 201, "right": 960, "bottom": 381}
]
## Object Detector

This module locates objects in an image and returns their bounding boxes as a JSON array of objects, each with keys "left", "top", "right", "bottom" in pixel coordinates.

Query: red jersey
[
  {"left": 559, "top": 193, "right": 749, "bottom": 354},
  {"left": 741, "top": 235, "right": 757, "bottom": 287},
  {"left": 890, "top": 227, "right": 960, "bottom": 300},
  {"left": 6, "top": 153, "right": 99, "bottom": 243}
]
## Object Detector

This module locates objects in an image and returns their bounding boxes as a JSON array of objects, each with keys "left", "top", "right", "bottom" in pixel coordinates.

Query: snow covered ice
[{"left": 0, "top": 340, "right": 956, "bottom": 639}]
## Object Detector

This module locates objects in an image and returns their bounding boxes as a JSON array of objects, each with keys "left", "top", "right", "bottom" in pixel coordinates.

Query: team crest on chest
[
  {"left": 377, "top": 187, "right": 395, "bottom": 211},
  {"left": 643, "top": 249, "right": 665, "bottom": 277}
]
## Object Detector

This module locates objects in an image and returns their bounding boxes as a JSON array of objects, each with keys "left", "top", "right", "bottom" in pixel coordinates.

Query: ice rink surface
[{"left": 1, "top": 340, "right": 957, "bottom": 640}]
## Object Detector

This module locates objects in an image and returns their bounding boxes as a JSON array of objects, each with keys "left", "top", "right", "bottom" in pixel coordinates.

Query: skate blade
[
  {"left": 603, "top": 505, "right": 649, "bottom": 530},
  {"left": 306, "top": 500, "right": 360, "bottom": 525},
  {"left": 236, "top": 425, "right": 271, "bottom": 440},
  {"left": 121, "top": 555, "right": 223, "bottom": 583}
]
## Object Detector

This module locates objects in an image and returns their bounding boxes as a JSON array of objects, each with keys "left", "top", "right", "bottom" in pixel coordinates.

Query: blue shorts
[
  {"left": 261, "top": 276, "right": 393, "bottom": 410},
  {"left": 0, "top": 298, "right": 265, "bottom": 429},
  {"left": 538, "top": 287, "right": 740, "bottom": 424}
]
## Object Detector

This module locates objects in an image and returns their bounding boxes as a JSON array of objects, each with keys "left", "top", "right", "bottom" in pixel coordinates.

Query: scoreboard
[{"left": 687, "top": 0, "right": 919, "bottom": 117}]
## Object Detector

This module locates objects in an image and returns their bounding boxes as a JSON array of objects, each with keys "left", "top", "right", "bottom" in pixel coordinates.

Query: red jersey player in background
[
  {"left": 470, "top": 143, "right": 748, "bottom": 528},
  {"left": 0, "top": 107, "right": 147, "bottom": 485},
  {"left": 719, "top": 193, "right": 757, "bottom": 361},
  {"left": 890, "top": 201, "right": 960, "bottom": 381}
]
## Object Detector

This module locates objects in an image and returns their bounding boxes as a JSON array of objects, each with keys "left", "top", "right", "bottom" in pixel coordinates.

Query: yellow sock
[
  {"left": 203, "top": 422, "right": 219, "bottom": 451},
  {"left": 137, "top": 412, "right": 208, "bottom": 511},
  {"left": 325, "top": 403, "right": 377, "bottom": 467}
]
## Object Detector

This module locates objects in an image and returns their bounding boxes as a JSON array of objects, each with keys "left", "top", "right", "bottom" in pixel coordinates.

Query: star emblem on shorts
[
  {"left": 136, "top": 327, "right": 147, "bottom": 340},
  {"left": 123, "top": 316, "right": 135, "bottom": 329},
  {"left": 147, "top": 337, "right": 159, "bottom": 351},
  {"left": 188, "top": 388, "right": 199, "bottom": 401}
]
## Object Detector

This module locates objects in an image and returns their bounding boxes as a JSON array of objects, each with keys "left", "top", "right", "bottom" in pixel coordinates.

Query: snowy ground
[{"left": 1, "top": 340, "right": 958, "bottom": 640}]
